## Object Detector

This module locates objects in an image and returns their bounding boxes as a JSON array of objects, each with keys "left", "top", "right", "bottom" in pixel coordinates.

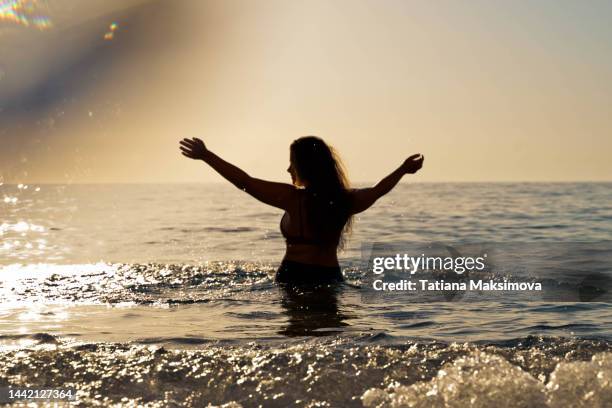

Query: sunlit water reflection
[{"left": 0, "top": 183, "right": 611, "bottom": 406}]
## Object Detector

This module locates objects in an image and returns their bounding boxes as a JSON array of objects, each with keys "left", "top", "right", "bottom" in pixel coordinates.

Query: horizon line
[{"left": 2, "top": 180, "right": 612, "bottom": 185}]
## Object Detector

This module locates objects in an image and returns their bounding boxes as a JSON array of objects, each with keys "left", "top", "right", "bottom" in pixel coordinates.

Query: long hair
[{"left": 290, "top": 136, "right": 353, "bottom": 248}]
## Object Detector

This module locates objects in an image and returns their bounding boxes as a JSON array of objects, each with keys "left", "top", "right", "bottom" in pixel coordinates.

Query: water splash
[
  {"left": 0, "top": 338, "right": 609, "bottom": 407},
  {"left": 0, "top": 0, "right": 52, "bottom": 30},
  {"left": 362, "top": 350, "right": 612, "bottom": 408}
]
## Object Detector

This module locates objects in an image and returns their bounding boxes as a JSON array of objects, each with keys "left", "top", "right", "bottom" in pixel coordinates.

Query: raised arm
[
  {"left": 350, "top": 154, "right": 424, "bottom": 214},
  {"left": 180, "top": 138, "right": 294, "bottom": 210}
]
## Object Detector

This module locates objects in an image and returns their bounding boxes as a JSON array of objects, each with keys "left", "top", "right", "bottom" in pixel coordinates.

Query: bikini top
[{"left": 280, "top": 189, "right": 340, "bottom": 246}]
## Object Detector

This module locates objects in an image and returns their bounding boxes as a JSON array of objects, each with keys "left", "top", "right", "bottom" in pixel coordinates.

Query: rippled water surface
[{"left": 1, "top": 183, "right": 611, "bottom": 407}]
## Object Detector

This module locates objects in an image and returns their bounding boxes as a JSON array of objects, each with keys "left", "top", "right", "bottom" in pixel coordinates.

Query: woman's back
[{"left": 280, "top": 188, "right": 350, "bottom": 267}]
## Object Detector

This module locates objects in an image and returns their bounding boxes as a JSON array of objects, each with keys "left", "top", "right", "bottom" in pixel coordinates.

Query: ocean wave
[
  {"left": 362, "top": 349, "right": 612, "bottom": 408},
  {"left": 0, "top": 336, "right": 609, "bottom": 407},
  {"left": 0, "top": 262, "right": 276, "bottom": 304}
]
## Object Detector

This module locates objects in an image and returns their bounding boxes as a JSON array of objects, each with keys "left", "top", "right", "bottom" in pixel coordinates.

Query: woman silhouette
[{"left": 180, "top": 136, "right": 423, "bottom": 285}]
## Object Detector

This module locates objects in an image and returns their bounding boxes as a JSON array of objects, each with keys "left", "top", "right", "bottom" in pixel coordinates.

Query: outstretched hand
[
  {"left": 402, "top": 154, "right": 424, "bottom": 174},
  {"left": 180, "top": 138, "right": 208, "bottom": 160}
]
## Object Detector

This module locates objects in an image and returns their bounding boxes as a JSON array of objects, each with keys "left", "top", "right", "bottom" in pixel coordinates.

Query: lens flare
[
  {"left": 103, "top": 21, "right": 118, "bottom": 41},
  {"left": 0, "top": 0, "right": 52, "bottom": 30}
]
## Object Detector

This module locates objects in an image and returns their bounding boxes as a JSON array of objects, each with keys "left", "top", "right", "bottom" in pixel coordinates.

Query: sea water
[{"left": 1, "top": 182, "right": 611, "bottom": 407}]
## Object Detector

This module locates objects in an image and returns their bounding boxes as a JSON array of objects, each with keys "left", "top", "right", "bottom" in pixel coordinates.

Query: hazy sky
[{"left": 1, "top": 0, "right": 611, "bottom": 183}]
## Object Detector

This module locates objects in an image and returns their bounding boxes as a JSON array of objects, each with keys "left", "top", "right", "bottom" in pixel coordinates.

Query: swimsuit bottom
[{"left": 276, "top": 260, "right": 344, "bottom": 285}]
